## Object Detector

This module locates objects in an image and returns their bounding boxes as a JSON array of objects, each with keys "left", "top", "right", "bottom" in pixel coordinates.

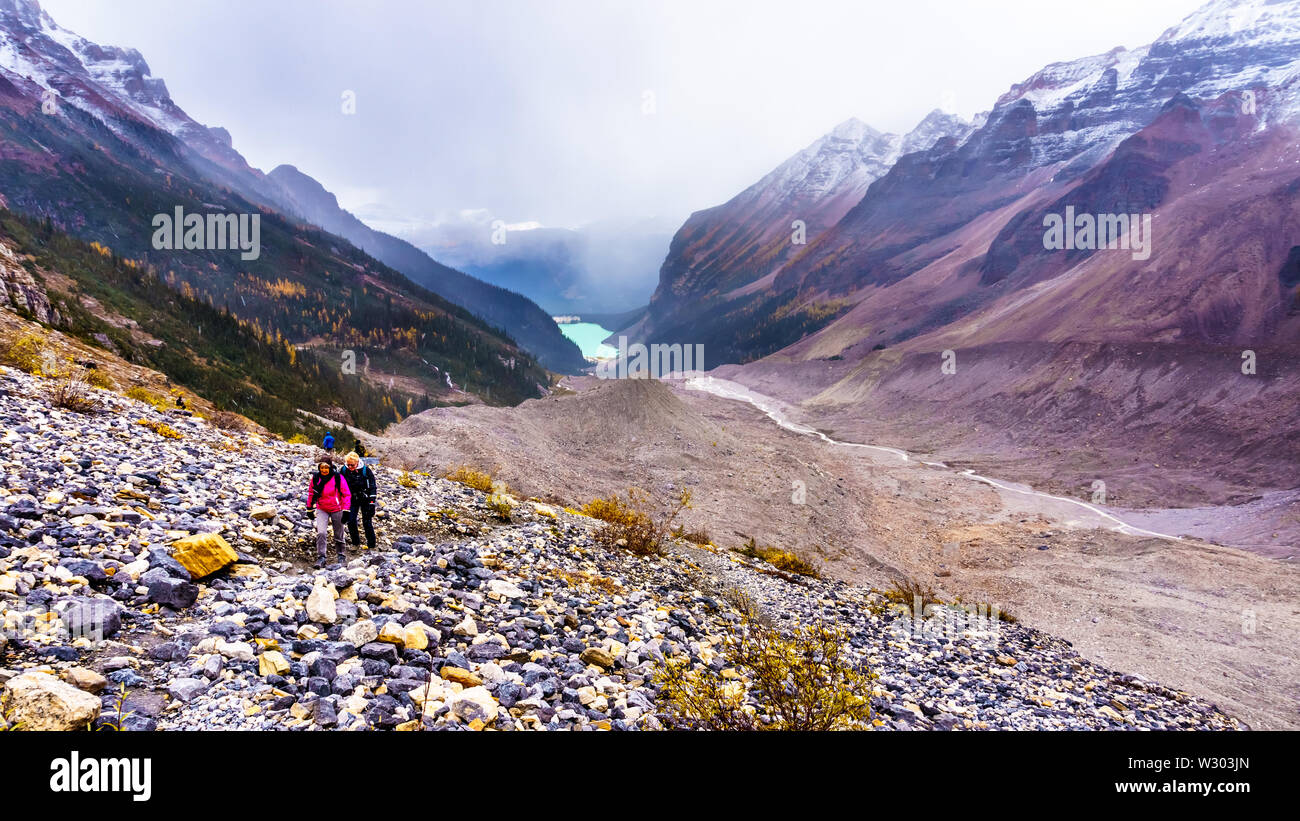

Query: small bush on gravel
[
  {"left": 444, "top": 465, "right": 496, "bottom": 493},
  {"left": 0, "top": 331, "right": 48, "bottom": 374},
  {"left": 485, "top": 494, "right": 514, "bottom": 521},
  {"left": 136, "top": 418, "right": 182, "bottom": 439},
  {"left": 671, "top": 524, "right": 712, "bottom": 545},
  {"left": 125, "top": 385, "right": 170, "bottom": 411},
  {"left": 735, "top": 537, "right": 819, "bottom": 577},
  {"left": 46, "top": 374, "right": 101, "bottom": 414},
  {"left": 84, "top": 368, "right": 115, "bottom": 390},
  {"left": 655, "top": 618, "right": 874, "bottom": 730},
  {"left": 586, "top": 487, "right": 690, "bottom": 556},
  {"left": 883, "top": 576, "right": 944, "bottom": 613}
]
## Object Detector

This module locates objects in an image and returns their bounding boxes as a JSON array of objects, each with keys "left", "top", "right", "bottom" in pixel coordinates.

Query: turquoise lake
[{"left": 558, "top": 322, "right": 618, "bottom": 358}]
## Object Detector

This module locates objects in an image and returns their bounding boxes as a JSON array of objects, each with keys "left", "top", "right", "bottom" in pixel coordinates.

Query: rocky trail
[{"left": 0, "top": 366, "right": 1243, "bottom": 731}]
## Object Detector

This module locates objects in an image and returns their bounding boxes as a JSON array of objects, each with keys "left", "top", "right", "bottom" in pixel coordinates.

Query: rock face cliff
[{"left": 0, "top": 241, "right": 56, "bottom": 325}]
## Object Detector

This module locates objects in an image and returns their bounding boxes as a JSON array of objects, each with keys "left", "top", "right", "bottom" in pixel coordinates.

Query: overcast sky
[{"left": 43, "top": 0, "right": 1207, "bottom": 232}]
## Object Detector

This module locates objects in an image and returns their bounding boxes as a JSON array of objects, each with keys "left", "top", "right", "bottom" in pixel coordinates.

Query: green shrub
[{"left": 654, "top": 619, "right": 874, "bottom": 730}]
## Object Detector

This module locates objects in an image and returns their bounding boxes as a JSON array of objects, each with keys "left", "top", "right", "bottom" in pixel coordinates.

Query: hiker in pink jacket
[{"left": 306, "top": 455, "right": 352, "bottom": 568}]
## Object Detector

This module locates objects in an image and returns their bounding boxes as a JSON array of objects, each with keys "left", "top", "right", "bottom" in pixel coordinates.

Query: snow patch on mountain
[{"left": 0, "top": 0, "right": 220, "bottom": 148}]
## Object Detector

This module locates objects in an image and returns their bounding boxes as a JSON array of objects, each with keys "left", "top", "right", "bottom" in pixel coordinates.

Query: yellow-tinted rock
[
  {"left": 1097, "top": 705, "right": 1126, "bottom": 723},
  {"left": 377, "top": 621, "right": 406, "bottom": 648},
  {"left": 170, "top": 533, "right": 238, "bottom": 580},
  {"left": 62, "top": 667, "right": 108, "bottom": 694},
  {"left": 258, "top": 651, "right": 290, "bottom": 677},
  {"left": 440, "top": 666, "right": 483, "bottom": 687},
  {"left": 403, "top": 624, "right": 429, "bottom": 651}
]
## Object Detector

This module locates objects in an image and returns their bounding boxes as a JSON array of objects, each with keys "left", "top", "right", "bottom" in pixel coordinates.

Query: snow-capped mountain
[
  {"left": 636, "top": 109, "right": 972, "bottom": 341},
  {"left": 758, "top": 0, "right": 1300, "bottom": 321},
  {"left": 0, "top": 0, "right": 255, "bottom": 179},
  {"left": 987, "top": 0, "right": 1300, "bottom": 170}
]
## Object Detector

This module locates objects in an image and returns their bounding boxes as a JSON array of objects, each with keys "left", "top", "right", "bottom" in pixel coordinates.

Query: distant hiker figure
[
  {"left": 175, "top": 394, "right": 186, "bottom": 410},
  {"left": 306, "top": 455, "right": 351, "bottom": 568},
  {"left": 322, "top": 431, "right": 335, "bottom": 452},
  {"left": 342, "top": 451, "right": 377, "bottom": 552}
]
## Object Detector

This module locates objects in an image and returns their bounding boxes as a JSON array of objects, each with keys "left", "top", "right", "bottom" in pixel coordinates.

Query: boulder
[
  {"left": 146, "top": 575, "right": 199, "bottom": 609},
  {"left": 120, "top": 559, "right": 150, "bottom": 581},
  {"left": 62, "top": 667, "right": 108, "bottom": 694},
  {"left": 377, "top": 621, "right": 406, "bottom": 648},
  {"left": 240, "top": 529, "right": 271, "bottom": 546},
  {"left": 447, "top": 686, "right": 498, "bottom": 723},
  {"left": 56, "top": 597, "right": 123, "bottom": 641},
  {"left": 169, "top": 533, "right": 238, "bottom": 580},
  {"left": 454, "top": 616, "right": 478, "bottom": 638},
  {"left": 306, "top": 584, "right": 338, "bottom": 624},
  {"left": 440, "top": 666, "right": 483, "bottom": 688},
  {"left": 487, "top": 579, "right": 526, "bottom": 599},
  {"left": 216, "top": 640, "right": 255, "bottom": 662},
  {"left": 249, "top": 505, "right": 278, "bottom": 521},
  {"left": 146, "top": 547, "right": 191, "bottom": 579},
  {"left": 403, "top": 623, "right": 430, "bottom": 651},
  {"left": 2, "top": 672, "right": 101, "bottom": 730},
  {"left": 580, "top": 647, "right": 617, "bottom": 669},
  {"left": 341, "top": 620, "right": 377, "bottom": 647},
  {"left": 410, "top": 679, "right": 451, "bottom": 709},
  {"left": 167, "top": 678, "right": 208, "bottom": 703}
]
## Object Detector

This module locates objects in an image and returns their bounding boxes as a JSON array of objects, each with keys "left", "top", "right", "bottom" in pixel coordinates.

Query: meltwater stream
[{"left": 683, "top": 375, "right": 1189, "bottom": 545}]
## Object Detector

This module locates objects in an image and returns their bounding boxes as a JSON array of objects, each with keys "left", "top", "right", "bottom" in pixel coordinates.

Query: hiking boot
[{"left": 313, "top": 557, "right": 327, "bottom": 569}]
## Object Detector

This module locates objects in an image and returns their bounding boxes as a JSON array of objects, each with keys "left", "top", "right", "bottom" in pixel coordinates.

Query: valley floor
[
  {"left": 0, "top": 366, "right": 1251, "bottom": 731},
  {"left": 377, "top": 375, "right": 1300, "bottom": 730}
]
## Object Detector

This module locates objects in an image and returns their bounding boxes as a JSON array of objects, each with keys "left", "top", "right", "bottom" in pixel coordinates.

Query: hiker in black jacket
[{"left": 341, "top": 451, "right": 377, "bottom": 551}]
